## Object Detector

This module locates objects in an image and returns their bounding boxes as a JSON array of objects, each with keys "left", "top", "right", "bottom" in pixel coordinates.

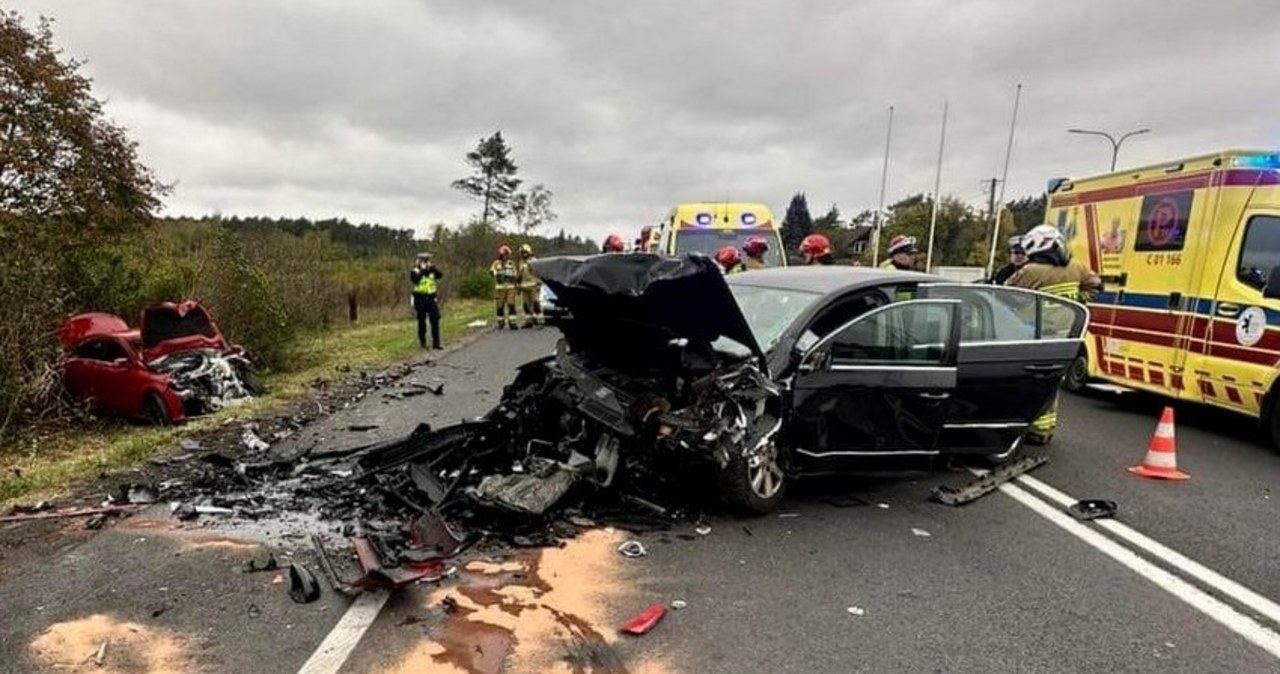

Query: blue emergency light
[{"left": 1233, "top": 154, "right": 1280, "bottom": 169}]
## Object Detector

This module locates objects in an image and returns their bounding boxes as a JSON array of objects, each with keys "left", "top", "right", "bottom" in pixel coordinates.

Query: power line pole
[{"left": 984, "top": 178, "right": 1000, "bottom": 224}]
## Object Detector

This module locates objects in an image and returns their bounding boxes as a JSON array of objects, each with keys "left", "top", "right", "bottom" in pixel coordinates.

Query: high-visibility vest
[{"left": 414, "top": 270, "right": 438, "bottom": 295}]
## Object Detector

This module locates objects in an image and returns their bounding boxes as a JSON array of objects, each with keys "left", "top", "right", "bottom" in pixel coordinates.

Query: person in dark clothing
[
  {"left": 988, "top": 235, "right": 1028, "bottom": 285},
  {"left": 410, "top": 252, "right": 444, "bottom": 349}
]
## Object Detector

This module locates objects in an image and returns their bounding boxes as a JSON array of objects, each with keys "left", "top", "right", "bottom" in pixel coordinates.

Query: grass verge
[{"left": 0, "top": 300, "right": 490, "bottom": 505}]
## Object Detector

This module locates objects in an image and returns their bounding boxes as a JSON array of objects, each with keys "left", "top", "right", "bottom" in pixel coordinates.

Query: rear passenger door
[{"left": 916, "top": 284, "right": 1088, "bottom": 453}]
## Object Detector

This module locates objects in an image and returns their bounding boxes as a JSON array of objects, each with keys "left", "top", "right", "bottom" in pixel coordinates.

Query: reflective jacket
[
  {"left": 1005, "top": 261, "right": 1101, "bottom": 303},
  {"left": 490, "top": 259, "right": 519, "bottom": 289},
  {"left": 744, "top": 257, "right": 766, "bottom": 271},
  {"left": 516, "top": 257, "right": 539, "bottom": 289},
  {"left": 410, "top": 267, "right": 442, "bottom": 296}
]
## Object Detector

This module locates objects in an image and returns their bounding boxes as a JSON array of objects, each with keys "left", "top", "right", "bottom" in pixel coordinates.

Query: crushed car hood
[
  {"left": 139, "top": 301, "right": 229, "bottom": 361},
  {"left": 532, "top": 253, "right": 765, "bottom": 363}
]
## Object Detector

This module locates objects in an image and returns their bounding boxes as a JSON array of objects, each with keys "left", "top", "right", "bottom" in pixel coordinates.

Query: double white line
[{"left": 997, "top": 472, "right": 1280, "bottom": 659}]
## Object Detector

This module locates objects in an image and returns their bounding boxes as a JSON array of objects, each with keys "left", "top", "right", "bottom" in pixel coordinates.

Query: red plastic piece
[{"left": 620, "top": 603, "right": 667, "bottom": 635}]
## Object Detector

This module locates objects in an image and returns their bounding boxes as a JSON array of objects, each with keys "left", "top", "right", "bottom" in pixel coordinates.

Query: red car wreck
[{"left": 57, "top": 301, "right": 261, "bottom": 425}]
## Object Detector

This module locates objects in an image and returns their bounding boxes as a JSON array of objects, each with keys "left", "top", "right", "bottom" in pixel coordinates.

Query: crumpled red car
[{"left": 57, "top": 301, "right": 262, "bottom": 425}]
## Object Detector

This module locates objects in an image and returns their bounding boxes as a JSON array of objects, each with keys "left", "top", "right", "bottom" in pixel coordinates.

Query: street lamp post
[{"left": 1067, "top": 127, "right": 1151, "bottom": 171}]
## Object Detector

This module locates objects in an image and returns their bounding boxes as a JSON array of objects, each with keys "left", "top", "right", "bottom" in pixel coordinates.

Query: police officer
[
  {"left": 490, "top": 244, "right": 520, "bottom": 330},
  {"left": 715, "top": 245, "right": 747, "bottom": 274},
  {"left": 799, "top": 233, "right": 834, "bottom": 265},
  {"left": 410, "top": 252, "right": 444, "bottom": 350},
  {"left": 515, "top": 243, "right": 542, "bottom": 328},
  {"left": 880, "top": 235, "right": 919, "bottom": 271},
  {"left": 1005, "top": 224, "right": 1102, "bottom": 445},
  {"left": 988, "top": 235, "right": 1028, "bottom": 285},
  {"left": 742, "top": 236, "right": 769, "bottom": 270}
]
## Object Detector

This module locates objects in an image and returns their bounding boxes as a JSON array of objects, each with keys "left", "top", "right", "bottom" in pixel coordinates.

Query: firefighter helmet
[
  {"left": 799, "top": 233, "right": 831, "bottom": 262},
  {"left": 743, "top": 236, "right": 769, "bottom": 258},
  {"left": 887, "top": 235, "right": 918, "bottom": 256},
  {"left": 497, "top": 244, "right": 512, "bottom": 259},
  {"left": 602, "top": 234, "right": 625, "bottom": 253},
  {"left": 1021, "top": 224, "right": 1064, "bottom": 256},
  {"left": 715, "top": 245, "right": 742, "bottom": 269}
]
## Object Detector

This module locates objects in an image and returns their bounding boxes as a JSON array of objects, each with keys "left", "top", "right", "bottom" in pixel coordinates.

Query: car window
[
  {"left": 726, "top": 284, "right": 822, "bottom": 351},
  {"left": 74, "top": 339, "right": 129, "bottom": 362},
  {"left": 918, "top": 285, "right": 1085, "bottom": 341},
  {"left": 824, "top": 302, "right": 953, "bottom": 365},
  {"left": 1237, "top": 215, "right": 1280, "bottom": 289}
]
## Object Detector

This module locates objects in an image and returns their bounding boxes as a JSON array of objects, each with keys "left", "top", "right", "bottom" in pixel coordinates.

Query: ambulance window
[{"left": 1237, "top": 215, "right": 1280, "bottom": 289}]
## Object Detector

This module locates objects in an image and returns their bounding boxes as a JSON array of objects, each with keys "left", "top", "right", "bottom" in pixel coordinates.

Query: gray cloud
[{"left": 10, "top": 0, "right": 1280, "bottom": 243}]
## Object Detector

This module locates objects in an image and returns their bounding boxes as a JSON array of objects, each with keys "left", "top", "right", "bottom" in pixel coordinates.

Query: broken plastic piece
[
  {"left": 466, "top": 319, "right": 487, "bottom": 328},
  {"left": 1067, "top": 499, "right": 1117, "bottom": 521},
  {"left": 847, "top": 606, "right": 866, "bottom": 616},
  {"left": 471, "top": 470, "right": 578, "bottom": 516},
  {"left": 931, "top": 455, "right": 1049, "bottom": 506},
  {"left": 911, "top": 528, "right": 932, "bottom": 538},
  {"left": 620, "top": 604, "right": 667, "bottom": 635},
  {"left": 671, "top": 600, "right": 688, "bottom": 610},
  {"left": 241, "top": 429, "right": 270, "bottom": 452},
  {"left": 441, "top": 596, "right": 458, "bottom": 614},
  {"left": 617, "top": 541, "right": 647, "bottom": 558},
  {"left": 694, "top": 526, "right": 712, "bottom": 536},
  {"left": 126, "top": 485, "right": 157, "bottom": 504},
  {"left": 288, "top": 564, "right": 321, "bottom": 604}
]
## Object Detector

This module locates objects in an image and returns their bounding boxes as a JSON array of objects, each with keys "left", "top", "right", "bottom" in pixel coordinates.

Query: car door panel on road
[
  {"left": 917, "top": 284, "right": 1088, "bottom": 452},
  {"left": 789, "top": 299, "right": 960, "bottom": 466}
]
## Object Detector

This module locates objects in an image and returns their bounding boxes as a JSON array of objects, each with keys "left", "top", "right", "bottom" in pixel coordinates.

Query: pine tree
[
  {"left": 451, "top": 132, "right": 522, "bottom": 227},
  {"left": 781, "top": 193, "right": 814, "bottom": 252}
]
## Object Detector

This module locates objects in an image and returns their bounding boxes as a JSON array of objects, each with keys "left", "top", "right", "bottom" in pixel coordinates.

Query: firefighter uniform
[
  {"left": 490, "top": 251, "right": 519, "bottom": 330},
  {"left": 515, "top": 245, "right": 542, "bottom": 328},
  {"left": 743, "top": 258, "right": 766, "bottom": 271},
  {"left": 1005, "top": 260, "right": 1102, "bottom": 443}
]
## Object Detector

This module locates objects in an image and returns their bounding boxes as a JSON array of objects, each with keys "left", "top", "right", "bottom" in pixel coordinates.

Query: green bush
[{"left": 457, "top": 269, "right": 494, "bottom": 299}]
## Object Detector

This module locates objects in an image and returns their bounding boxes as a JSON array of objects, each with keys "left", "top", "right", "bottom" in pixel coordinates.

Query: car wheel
[
  {"left": 1062, "top": 352, "right": 1089, "bottom": 393},
  {"left": 144, "top": 392, "right": 172, "bottom": 426},
  {"left": 718, "top": 442, "right": 787, "bottom": 515}
]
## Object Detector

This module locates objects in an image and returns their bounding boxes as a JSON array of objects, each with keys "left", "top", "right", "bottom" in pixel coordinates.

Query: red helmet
[
  {"left": 743, "top": 236, "right": 769, "bottom": 258},
  {"left": 497, "top": 244, "right": 512, "bottom": 258},
  {"left": 799, "top": 233, "right": 831, "bottom": 262},
  {"left": 603, "top": 234, "right": 625, "bottom": 253},
  {"left": 715, "top": 245, "right": 742, "bottom": 269}
]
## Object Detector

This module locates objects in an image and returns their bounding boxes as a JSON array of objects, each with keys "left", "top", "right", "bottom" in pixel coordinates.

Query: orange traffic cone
[{"left": 1128, "top": 407, "right": 1190, "bottom": 481}]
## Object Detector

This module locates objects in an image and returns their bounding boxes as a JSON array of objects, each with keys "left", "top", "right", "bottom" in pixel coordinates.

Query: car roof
[{"left": 725, "top": 265, "right": 939, "bottom": 294}]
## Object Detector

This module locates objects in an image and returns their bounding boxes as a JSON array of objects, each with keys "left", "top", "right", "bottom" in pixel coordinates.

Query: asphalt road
[{"left": 2, "top": 328, "right": 1280, "bottom": 673}]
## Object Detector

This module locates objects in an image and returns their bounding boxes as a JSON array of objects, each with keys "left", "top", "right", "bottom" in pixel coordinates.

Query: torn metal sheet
[{"left": 470, "top": 469, "right": 579, "bottom": 516}]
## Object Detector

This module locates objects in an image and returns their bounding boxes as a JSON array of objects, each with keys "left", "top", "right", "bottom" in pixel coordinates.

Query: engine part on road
[
  {"left": 930, "top": 455, "right": 1049, "bottom": 506},
  {"left": 1068, "top": 499, "right": 1118, "bottom": 521}
]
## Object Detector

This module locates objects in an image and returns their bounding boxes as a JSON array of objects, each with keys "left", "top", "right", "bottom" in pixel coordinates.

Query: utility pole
[
  {"left": 871, "top": 106, "right": 894, "bottom": 268},
  {"left": 984, "top": 178, "right": 1000, "bottom": 224}
]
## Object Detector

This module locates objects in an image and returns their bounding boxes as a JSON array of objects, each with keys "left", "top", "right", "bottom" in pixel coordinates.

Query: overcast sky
[{"left": 10, "top": 0, "right": 1280, "bottom": 242}]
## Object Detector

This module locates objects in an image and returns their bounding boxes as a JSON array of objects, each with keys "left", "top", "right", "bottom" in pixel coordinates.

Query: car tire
[
  {"left": 144, "top": 392, "right": 172, "bottom": 426},
  {"left": 1062, "top": 352, "right": 1089, "bottom": 393},
  {"left": 240, "top": 368, "right": 266, "bottom": 395},
  {"left": 718, "top": 443, "right": 787, "bottom": 515}
]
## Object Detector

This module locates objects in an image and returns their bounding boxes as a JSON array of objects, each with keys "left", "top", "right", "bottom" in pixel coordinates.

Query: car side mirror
[{"left": 1264, "top": 267, "right": 1280, "bottom": 299}]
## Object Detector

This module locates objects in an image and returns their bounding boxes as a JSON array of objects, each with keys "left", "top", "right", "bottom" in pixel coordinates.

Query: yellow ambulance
[
  {"left": 647, "top": 202, "right": 787, "bottom": 267},
  {"left": 1051, "top": 149, "right": 1280, "bottom": 444}
]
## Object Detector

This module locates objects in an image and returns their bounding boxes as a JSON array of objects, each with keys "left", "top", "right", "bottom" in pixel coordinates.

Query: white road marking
[
  {"left": 998, "top": 480, "right": 1280, "bottom": 659},
  {"left": 296, "top": 590, "right": 391, "bottom": 674},
  {"left": 1017, "top": 474, "right": 1280, "bottom": 628}
]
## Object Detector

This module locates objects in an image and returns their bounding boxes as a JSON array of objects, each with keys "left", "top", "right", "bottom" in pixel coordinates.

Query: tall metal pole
[
  {"left": 871, "top": 105, "right": 894, "bottom": 267},
  {"left": 925, "top": 101, "right": 948, "bottom": 273},
  {"left": 986, "top": 83, "right": 1022, "bottom": 277},
  {"left": 1068, "top": 127, "right": 1150, "bottom": 172}
]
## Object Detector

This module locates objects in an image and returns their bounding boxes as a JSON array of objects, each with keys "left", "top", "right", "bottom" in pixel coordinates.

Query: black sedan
[{"left": 419, "top": 254, "right": 1087, "bottom": 515}]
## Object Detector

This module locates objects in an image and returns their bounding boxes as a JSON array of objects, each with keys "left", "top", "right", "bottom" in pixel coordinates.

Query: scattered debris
[
  {"left": 441, "top": 596, "right": 458, "bottom": 615},
  {"left": 1067, "top": 499, "right": 1117, "bottom": 521},
  {"left": 179, "top": 438, "right": 203, "bottom": 451},
  {"left": 694, "top": 525, "right": 712, "bottom": 536},
  {"left": 778, "top": 513, "right": 800, "bottom": 519},
  {"left": 347, "top": 424, "right": 379, "bottom": 432},
  {"left": 90, "top": 640, "right": 107, "bottom": 666},
  {"left": 288, "top": 564, "right": 321, "bottom": 604},
  {"left": 171, "top": 503, "right": 198, "bottom": 521},
  {"left": 248, "top": 604, "right": 261, "bottom": 619},
  {"left": 671, "top": 600, "right": 688, "bottom": 610},
  {"left": 126, "top": 485, "right": 157, "bottom": 505},
  {"left": 911, "top": 528, "right": 932, "bottom": 538},
  {"left": 876, "top": 503, "right": 890, "bottom": 510},
  {"left": 84, "top": 514, "right": 107, "bottom": 530},
  {"left": 0, "top": 504, "right": 139, "bottom": 524},
  {"left": 241, "top": 429, "right": 270, "bottom": 452},
  {"left": 930, "top": 455, "right": 1049, "bottom": 506},
  {"left": 620, "top": 604, "right": 667, "bottom": 635},
  {"left": 8, "top": 500, "right": 55, "bottom": 515},
  {"left": 466, "top": 319, "right": 487, "bottom": 328},
  {"left": 846, "top": 606, "right": 866, "bottom": 617},
  {"left": 617, "top": 541, "right": 648, "bottom": 558},
  {"left": 241, "top": 556, "right": 279, "bottom": 573}
]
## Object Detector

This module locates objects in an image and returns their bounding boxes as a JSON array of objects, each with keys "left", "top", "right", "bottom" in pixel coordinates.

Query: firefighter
[
  {"left": 715, "top": 245, "right": 747, "bottom": 274},
  {"left": 1005, "top": 224, "right": 1102, "bottom": 445},
  {"left": 489, "top": 244, "right": 520, "bottom": 330},
  {"left": 602, "top": 234, "right": 625, "bottom": 253},
  {"left": 988, "top": 235, "right": 1028, "bottom": 285},
  {"left": 515, "top": 243, "right": 542, "bottom": 328},
  {"left": 799, "top": 233, "right": 834, "bottom": 265},
  {"left": 742, "top": 236, "right": 769, "bottom": 270},
  {"left": 409, "top": 252, "right": 443, "bottom": 350},
  {"left": 880, "top": 235, "right": 919, "bottom": 271}
]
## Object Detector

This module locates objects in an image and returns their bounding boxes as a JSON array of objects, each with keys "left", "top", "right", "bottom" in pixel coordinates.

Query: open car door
[
  {"left": 788, "top": 299, "right": 962, "bottom": 466},
  {"left": 916, "top": 283, "right": 1089, "bottom": 455}
]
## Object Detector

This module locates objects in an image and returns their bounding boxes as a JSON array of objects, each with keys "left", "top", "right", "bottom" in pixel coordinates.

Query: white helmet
[{"left": 1021, "top": 224, "right": 1063, "bottom": 256}]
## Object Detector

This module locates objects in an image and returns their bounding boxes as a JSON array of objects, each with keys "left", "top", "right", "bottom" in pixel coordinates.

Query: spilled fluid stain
[
  {"left": 376, "top": 528, "right": 677, "bottom": 674},
  {"left": 28, "top": 614, "right": 194, "bottom": 674}
]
